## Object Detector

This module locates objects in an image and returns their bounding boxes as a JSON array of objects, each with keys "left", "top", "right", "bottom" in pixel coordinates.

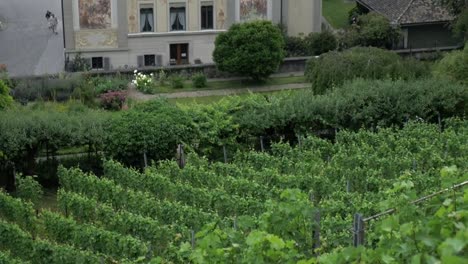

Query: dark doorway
[{"left": 170, "top": 43, "right": 189, "bottom": 65}]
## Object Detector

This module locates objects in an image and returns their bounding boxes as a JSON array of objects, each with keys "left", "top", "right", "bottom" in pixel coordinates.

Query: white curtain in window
[
  {"left": 140, "top": 9, "right": 154, "bottom": 32},
  {"left": 170, "top": 11, "right": 177, "bottom": 29},
  {"left": 179, "top": 10, "right": 186, "bottom": 30},
  {"left": 147, "top": 13, "right": 154, "bottom": 29}
]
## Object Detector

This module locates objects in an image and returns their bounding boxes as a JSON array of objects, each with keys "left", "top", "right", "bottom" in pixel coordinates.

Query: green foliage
[
  {"left": 306, "top": 47, "right": 430, "bottom": 93},
  {"left": 3, "top": 119, "right": 468, "bottom": 262},
  {"left": 284, "top": 31, "right": 337, "bottom": 57},
  {"left": 0, "top": 251, "right": 28, "bottom": 264},
  {"left": 103, "top": 159, "right": 264, "bottom": 217},
  {"left": 438, "top": 0, "right": 467, "bottom": 15},
  {"left": 41, "top": 210, "right": 148, "bottom": 260},
  {"left": 340, "top": 12, "right": 401, "bottom": 49},
  {"left": 103, "top": 99, "right": 194, "bottom": 167},
  {"left": 191, "top": 73, "right": 207, "bottom": 88},
  {"left": 319, "top": 171, "right": 468, "bottom": 263},
  {"left": 213, "top": 20, "right": 285, "bottom": 80},
  {"left": 434, "top": 44, "right": 468, "bottom": 84},
  {"left": 66, "top": 52, "right": 90, "bottom": 72},
  {"left": 0, "top": 190, "right": 37, "bottom": 232},
  {"left": 58, "top": 166, "right": 218, "bottom": 230},
  {"left": 87, "top": 75, "right": 128, "bottom": 94},
  {"left": 170, "top": 74, "right": 185, "bottom": 89},
  {"left": 57, "top": 189, "right": 185, "bottom": 255},
  {"left": 15, "top": 174, "right": 43, "bottom": 207},
  {"left": 0, "top": 107, "right": 109, "bottom": 176},
  {"left": 307, "top": 31, "right": 338, "bottom": 55},
  {"left": 181, "top": 100, "right": 239, "bottom": 158},
  {"left": 0, "top": 79, "right": 13, "bottom": 109},
  {"left": 453, "top": 8, "right": 468, "bottom": 40},
  {"left": 158, "top": 69, "right": 168, "bottom": 86},
  {"left": 0, "top": 219, "right": 103, "bottom": 263}
]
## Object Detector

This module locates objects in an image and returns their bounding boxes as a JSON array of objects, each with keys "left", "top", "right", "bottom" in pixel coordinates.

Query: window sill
[{"left": 128, "top": 29, "right": 226, "bottom": 38}]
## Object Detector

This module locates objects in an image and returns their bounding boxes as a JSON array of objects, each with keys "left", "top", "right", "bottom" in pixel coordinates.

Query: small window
[
  {"left": 91, "top": 57, "right": 103, "bottom": 69},
  {"left": 170, "top": 5, "right": 186, "bottom": 31},
  {"left": 201, "top": 3, "right": 214, "bottom": 30},
  {"left": 144, "top": 54, "right": 155, "bottom": 67},
  {"left": 140, "top": 4, "right": 154, "bottom": 32}
]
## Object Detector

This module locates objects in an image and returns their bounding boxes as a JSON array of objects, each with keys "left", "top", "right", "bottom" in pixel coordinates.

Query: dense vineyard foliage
[{"left": 1, "top": 120, "right": 467, "bottom": 263}]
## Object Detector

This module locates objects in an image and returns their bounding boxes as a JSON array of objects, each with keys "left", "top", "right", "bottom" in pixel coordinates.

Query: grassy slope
[{"left": 322, "top": 0, "right": 356, "bottom": 29}]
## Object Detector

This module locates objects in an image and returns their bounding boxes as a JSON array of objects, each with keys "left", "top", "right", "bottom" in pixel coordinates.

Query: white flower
[{"left": 134, "top": 70, "right": 138, "bottom": 73}]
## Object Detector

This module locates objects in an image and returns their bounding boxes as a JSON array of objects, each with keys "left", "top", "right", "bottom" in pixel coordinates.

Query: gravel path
[{"left": 130, "top": 83, "right": 310, "bottom": 101}]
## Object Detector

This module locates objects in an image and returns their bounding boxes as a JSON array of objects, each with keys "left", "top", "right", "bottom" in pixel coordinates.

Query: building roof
[{"left": 357, "top": 0, "right": 454, "bottom": 25}]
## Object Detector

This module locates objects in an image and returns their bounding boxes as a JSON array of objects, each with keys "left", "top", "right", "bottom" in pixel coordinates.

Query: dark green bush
[
  {"left": 453, "top": 8, "right": 468, "bottom": 40},
  {"left": 192, "top": 73, "right": 207, "bottom": 88},
  {"left": 306, "top": 47, "right": 430, "bottom": 94},
  {"left": 104, "top": 99, "right": 195, "bottom": 167},
  {"left": 284, "top": 35, "right": 309, "bottom": 57},
  {"left": 306, "top": 31, "right": 337, "bottom": 55},
  {"left": 284, "top": 31, "right": 337, "bottom": 57},
  {"left": 213, "top": 20, "right": 285, "bottom": 80},
  {"left": 90, "top": 76, "right": 128, "bottom": 94},
  {"left": 170, "top": 75, "right": 185, "bottom": 89},
  {"left": 340, "top": 13, "right": 401, "bottom": 49},
  {"left": 15, "top": 175, "right": 43, "bottom": 207},
  {"left": 434, "top": 44, "right": 468, "bottom": 84},
  {"left": 209, "top": 78, "right": 466, "bottom": 141}
]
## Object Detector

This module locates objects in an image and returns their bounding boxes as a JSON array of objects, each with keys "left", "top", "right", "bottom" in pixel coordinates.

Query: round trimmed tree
[{"left": 213, "top": 20, "right": 285, "bottom": 80}]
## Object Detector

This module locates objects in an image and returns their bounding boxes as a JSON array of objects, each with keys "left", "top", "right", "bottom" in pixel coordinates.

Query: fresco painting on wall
[
  {"left": 240, "top": 0, "right": 267, "bottom": 21},
  {"left": 79, "top": 0, "right": 111, "bottom": 29}
]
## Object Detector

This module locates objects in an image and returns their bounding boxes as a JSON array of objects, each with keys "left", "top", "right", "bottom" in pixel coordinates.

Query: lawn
[
  {"left": 168, "top": 89, "right": 304, "bottom": 105},
  {"left": 151, "top": 75, "right": 307, "bottom": 94},
  {"left": 322, "top": 0, "right": 356, "bottom": 29}
]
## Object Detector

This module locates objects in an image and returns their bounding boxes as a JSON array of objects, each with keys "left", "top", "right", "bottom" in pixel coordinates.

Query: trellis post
[{"left": 353, "top": 213, "right": 365, "bottom": 247}]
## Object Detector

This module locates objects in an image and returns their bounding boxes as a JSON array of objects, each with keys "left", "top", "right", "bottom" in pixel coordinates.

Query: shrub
[
  {"left": 91, "top": 76, "right": 128, "bottom": 94},
  {"left": 434, "top": 44, "right": 468, "bottom": 84},
  {"left": 453, "top": 8, "right": 468, "bottom": 40},
  {"left": 170, "top": 75, "right": 185, "bottom": 89},
  {"left": 99, "top": 91, "right": 127, "bottom": 111},
  {"left": 15, "top": 174, "right": 43, "bottom": 207},
  {"left": 213, "top": 20, "right": 285, "bottom": 80},
  {"left": 0, "top": 80, "right": 13, "bottom": 109},
  {"left": 284, "top": 35, "right": 309, "bottom": 57},
  {"left": 306, "top": 31, "right": 337, "bottom": 55},
  {"left": 341, "top": 13, "right": 401, "bottom": 49},
  {"left": 104, "top": 99, "right": 195, "bottom": 167},
  {"left": 65, "top": 52, "right": 91, "bottom": 72},
  {"left": 158, "top": 69, "right": 168, "bottom": 86},
  {"left": 132, "top": 70, "right": 155, "bottom": 93},
  {"left": 305, "top": 47, "right": 430, "bottom": 93},
  {"left": 192, "top": 73, "right": 207, "bottom": 88}
]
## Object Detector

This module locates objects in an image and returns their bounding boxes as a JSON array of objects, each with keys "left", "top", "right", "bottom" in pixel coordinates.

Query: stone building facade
[{"left": 63, "top": 0, "right": 322, "bottom": 70}]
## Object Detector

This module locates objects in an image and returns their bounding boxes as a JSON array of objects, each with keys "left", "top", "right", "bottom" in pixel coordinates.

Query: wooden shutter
[
  {"left": 137, "top": 56, "right": 144, "bottom": 67},
  {"left": 156, "top": 55, "right": 163, "bottom": 66},
  {"left": 103, "top": 57, "right": 111, "bottom": 71}
]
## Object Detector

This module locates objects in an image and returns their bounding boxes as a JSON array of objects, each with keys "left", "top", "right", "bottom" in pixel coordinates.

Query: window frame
[
  {"left": 91, "top": 57, "right": 104, "bottom": 70},
  {"left": 138, "top": 2, "right": 155, "bottom": 33},
  {"left": 200, "top": 1, "right": 214, "bottom": 30},
  {"left": 144, "top": 54, "right": 156, "bottom": 67},
  {"left": 168, "top": 2, "right": 187, "bottom": 32}
]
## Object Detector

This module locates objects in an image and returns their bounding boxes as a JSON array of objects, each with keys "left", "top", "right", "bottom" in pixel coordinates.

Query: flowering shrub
[
  {"left": 100, "top": 90, "right": 127, "bottom": 111},
  {"left": 132, "top": 70, "right": 155, "bottom": 94}
]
